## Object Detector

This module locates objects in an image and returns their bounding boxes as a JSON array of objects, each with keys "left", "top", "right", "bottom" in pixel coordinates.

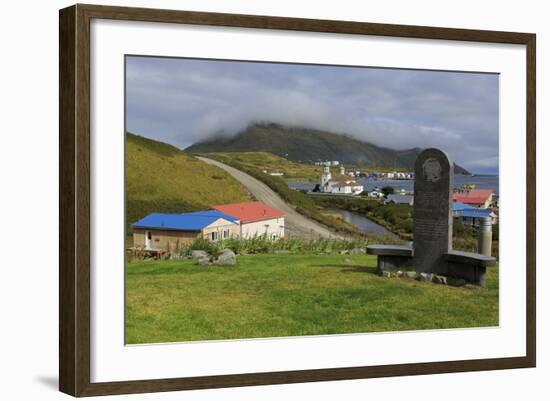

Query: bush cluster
[{"left": 128, "top": 235, "right": 393, "bottom": 261}]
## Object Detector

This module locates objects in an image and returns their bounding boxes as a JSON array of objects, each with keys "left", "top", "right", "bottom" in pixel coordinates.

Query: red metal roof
[
  {"left": 468, "top": 189, "right": 493, "bottom": 199},
  {"left": 453, "top": 195, "right": 487, "bottom": 205},
  {"left": 453, "top": 189, "right": 492, "bottom": 205},
  {"left": 211, "top": 201, "right": 285, "bottom": 224}
]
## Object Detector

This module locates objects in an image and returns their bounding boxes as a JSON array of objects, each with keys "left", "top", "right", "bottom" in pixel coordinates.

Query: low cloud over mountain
[{"left": 126, "top": 56, "right": 499, "bottom": 174}]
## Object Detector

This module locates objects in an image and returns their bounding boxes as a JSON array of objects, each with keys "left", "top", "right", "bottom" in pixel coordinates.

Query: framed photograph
[{"left": 59, "top": 4, "right": 536, "bottom": 397}]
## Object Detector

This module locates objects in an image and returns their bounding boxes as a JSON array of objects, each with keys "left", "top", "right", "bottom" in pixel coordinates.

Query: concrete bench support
[
  {"left": 367, "top": 245, "right": 414, "bottom": 275},
  {"left": 444, "top": 250, "right": 497, "bottom": 288}
]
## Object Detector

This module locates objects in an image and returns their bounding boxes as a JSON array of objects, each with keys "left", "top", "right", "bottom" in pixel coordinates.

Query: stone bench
[
  {"left": 444, "top": 250, "right": 497, "bottom": 288},
  {"left": 367, "top": 245, "right": 497, "bottom": 287},
  {"left": 367, "top": 245, "right": 414, "bottom": 275}
]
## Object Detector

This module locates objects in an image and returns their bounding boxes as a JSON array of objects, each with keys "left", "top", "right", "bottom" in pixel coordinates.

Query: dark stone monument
[
  {"left": 413, "top": 148, "right": 453, "bottom": 275},
  {"left": 367, "top": 147, "right": 496, "bottom": 287}
]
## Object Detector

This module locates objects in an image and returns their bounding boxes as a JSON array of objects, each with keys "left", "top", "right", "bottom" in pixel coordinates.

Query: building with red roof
[
  {"left": 211, "top": 201, "right": 286, "bottom": 239},
  {"left": 453, "top": 188, "right": 493, "bottom": 208}
]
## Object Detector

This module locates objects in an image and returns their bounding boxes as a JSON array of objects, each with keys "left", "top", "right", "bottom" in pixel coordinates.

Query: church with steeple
[{"left": 318, "top": 162, "right": 363, "bottom": 195}]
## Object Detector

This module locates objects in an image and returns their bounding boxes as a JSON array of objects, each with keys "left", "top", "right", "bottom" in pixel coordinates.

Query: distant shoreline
[{"left": 289, "top": 173, "right": 500, "bottom": 195}]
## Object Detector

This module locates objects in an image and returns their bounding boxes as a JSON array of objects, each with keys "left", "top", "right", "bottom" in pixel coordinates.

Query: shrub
[
  {"left": 219, "top": 236, "right": 371, "bottom": 255},
  {"left": 382, "top": 186, "right": 395, "bottom": 196}
]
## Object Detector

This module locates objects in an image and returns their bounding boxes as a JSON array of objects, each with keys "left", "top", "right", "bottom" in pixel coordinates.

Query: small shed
[{"left": 132, "top": 210, "right": 240, "bottom": 250}]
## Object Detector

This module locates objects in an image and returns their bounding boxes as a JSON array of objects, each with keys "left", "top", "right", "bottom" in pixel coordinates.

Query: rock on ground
[
  {"left": 432, "top": 274, "right": 448, "bottom": 285},
  {"left": 191, "top": 250, "right": 209, "bottom": 260},
  {"left": 214, "top": 249, "right": 237, "bottom": 266},
  {"left": 418, "top": 272, "right": 434, "bottom": 282},
  {"left": 404, "top": 271, "right": 417, "bottom": 279},
  {"left": 197, "top": 256, "right": 210, "bottom": 266}
]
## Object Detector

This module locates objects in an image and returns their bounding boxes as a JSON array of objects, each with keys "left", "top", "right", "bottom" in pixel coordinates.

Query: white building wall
[
  {"left": 202, "top": 218, "right": 240, "bottom": 241},
  {"left": 337, "top": 186, "right": 352, "bottom": 194},
  {"left": 241, "top": 217, "right": 285, "bottom": 239}
]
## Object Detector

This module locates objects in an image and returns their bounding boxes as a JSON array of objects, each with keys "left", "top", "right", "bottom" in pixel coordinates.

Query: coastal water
[
  {"left": 289, "top": 174, "right": 500, "bottom": 195},
  {"left": 329, "top": 209, "right": 399, "bottom": 239}
]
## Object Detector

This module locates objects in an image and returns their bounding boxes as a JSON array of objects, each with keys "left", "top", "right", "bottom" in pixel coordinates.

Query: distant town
[
  {"left": 314, "top": 160, "right": 415, "bottom": 180},
  {"left": 304, "top": 160, "right": 499, "bottom": 228}
]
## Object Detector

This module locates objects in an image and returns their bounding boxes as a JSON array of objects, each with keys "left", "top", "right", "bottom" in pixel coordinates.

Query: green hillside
[
  {"left": 126, "top": 133, "right": 250, "bottom": 227},
  {"left": 200, "top": 151, "right": 323, "bottom": 181},
  {"left": 186, "top": 122, "right": 470, "bottom": 174}
]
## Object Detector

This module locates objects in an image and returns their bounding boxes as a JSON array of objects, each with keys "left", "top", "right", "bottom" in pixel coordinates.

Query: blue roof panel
[
  {"left": 453, "top": 202, "right": 477, "bottom": 211},
  {"left": 456, "top": 209, "right": 492, "bottom": 218},
  {"left": 132, "top": 210, "right": 239, "bottom": 231}
]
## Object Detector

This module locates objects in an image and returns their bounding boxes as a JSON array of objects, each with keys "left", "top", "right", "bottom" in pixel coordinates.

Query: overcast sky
[{"left": 126, "top": 56, "right": 499, "bottom": 174}]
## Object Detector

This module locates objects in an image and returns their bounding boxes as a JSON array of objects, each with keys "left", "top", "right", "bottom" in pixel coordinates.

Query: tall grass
[
  {"left": 128, "top": 236, "right": 385, "bottom": 260},
  {"left": 195, "top": 235, "right": 370, "bottom": 256},
  {"left": 221, "top": 235, "right": 370, "bottom": 255}
]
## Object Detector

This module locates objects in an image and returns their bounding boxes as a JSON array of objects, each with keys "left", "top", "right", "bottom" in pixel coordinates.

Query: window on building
[
  {"left": 223, "top": 229, "right": 230, "bottom": 239},
  {"left": 211, "top": 231, "right": 218, "bottom": 241}
]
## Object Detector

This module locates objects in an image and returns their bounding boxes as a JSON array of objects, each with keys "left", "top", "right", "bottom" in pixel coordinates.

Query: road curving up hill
[{"left": 196, "top": 156, "right": 343, "bottom": 239}]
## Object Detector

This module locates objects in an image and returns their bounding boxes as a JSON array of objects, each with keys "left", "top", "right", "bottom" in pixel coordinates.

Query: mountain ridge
[{"left": 185, "top": 123, "right": 471, "bottom": 174}]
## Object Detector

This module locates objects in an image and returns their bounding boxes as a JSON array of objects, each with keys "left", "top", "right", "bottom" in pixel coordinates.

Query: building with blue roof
[
  {"left": 132, "top": 210, "right": 240, "bottom": 250},
  {"left": 452, "top": 202, "right": 477, "bottom": 211},
  {"left": 452, "top": 201, "right": 497, "bottom": 226}
]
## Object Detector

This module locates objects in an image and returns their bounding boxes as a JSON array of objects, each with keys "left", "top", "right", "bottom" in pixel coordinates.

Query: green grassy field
[
  {"left": 126, "top": 254, "right": 499, "bottom": 344},
  {"left": 198, "top": 151, "right": 324, "bottom": 181},
  {"left": 126, "top": 133, "right": 251, "bottom": 227},
  {"left": 197, "top": 151, "right": 404, "bottom": 182}
]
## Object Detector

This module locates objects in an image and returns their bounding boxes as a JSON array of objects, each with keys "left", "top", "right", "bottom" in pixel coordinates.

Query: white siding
[
  {"left": 202, "top": 218, "right": 240, "bottom": 241},
  {"left": 241, "top": 217, "right": 285, "bottom": 239}
]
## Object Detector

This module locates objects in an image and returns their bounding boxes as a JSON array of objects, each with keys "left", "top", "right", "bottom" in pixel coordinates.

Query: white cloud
[{"left": 126, "top": 56, "right": 499, "bottom": 173}]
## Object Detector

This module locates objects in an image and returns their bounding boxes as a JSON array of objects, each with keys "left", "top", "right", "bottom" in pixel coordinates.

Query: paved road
[{"left": 197, "top": 156, "right": 343, "bottom": 239}]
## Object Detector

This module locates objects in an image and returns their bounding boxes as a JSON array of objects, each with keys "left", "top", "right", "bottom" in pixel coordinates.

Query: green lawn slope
[
  {"left": 126, "top": 133, "right": 250, "bottom": 227},
  {"left": 126, "top": 254, "right": 499, "bottom": 344}
]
